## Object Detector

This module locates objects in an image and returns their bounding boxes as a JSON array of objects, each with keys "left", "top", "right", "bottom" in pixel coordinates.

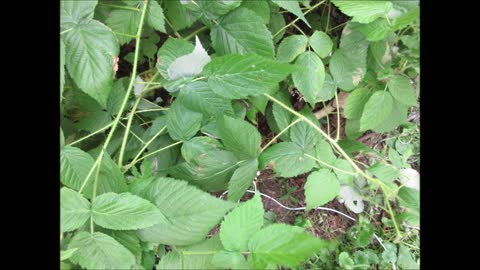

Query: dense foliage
[{"left": 60, "top": 0, "right": 420, "bottom": 269}]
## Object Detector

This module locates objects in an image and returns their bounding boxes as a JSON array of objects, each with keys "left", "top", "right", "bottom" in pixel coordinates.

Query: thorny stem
[
  {"left": 261, "top": 118, "right": 302, "bottom": 152},
  {"left": 273, "top": 0, "right": 326, "bottom": 38},
  {"left": 118, "top": 72, "right": 160, "bottom": 167},
  {"left": 77, "top": 0, "right": 149, "bottom": 195},
  {"left": 264, "top": 93, "right": 402, "bottom": 240}
]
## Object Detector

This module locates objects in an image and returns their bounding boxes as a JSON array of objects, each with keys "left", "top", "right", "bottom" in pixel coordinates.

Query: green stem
[
  {"left": 264, "top": 93, "right": 402, "bottom": 239},
  {"left": 89, "top": 163, "right": 102, "bottom": 233},
  {"left": 273, "top": 0, "right": 326, "bottom": 38},
  {"left": 125, "top": 140, "right": 183, "bottom": 170},
  {"left": 123, "top": 126, "right": 167, "bottom": 173},
  {"left": 334, "top": 91, "right": 341, "bottom": 142},
  {"left": 77, "top": 0, "right": 149, "bottom": 195},
  {"left": 292, "top": 24, "right": 307, "bottom": 36},
  {"left": 325, "top": 1, "right": 331, "bottom": 33},
  {"left": 98, "top": 3, "right": 141, "bottom": 11},
  {"left": 134, "top": 108, "right": 169, "bottom": 114},
  {"left": 67, "top": 122, "right": 114, "bottom": 146},
  {"left": 164, "top": 17, "right": 182, "bottom": 38},
  {"left": 114, "top": 32, "right": 137, "bottom": 38},
  {"left": 117, "top": 26, "right": 159, "bottom": 168},
  {"left": 118, "top": 121, "right": 146, "bottom": 144},
  {"left": 327, "top": 22, "right": 348, "bottom": 33},
  {"left": 261, "top": 118, "right": 302, "bottom": 152},
  {"left": 304, "top": 153, "right": 356, "bottom": 175},
  {"left": 60, "top": 28, "right": 73, "bottom": 35},
  {"left": 184, "top": 26, "right": 208, "bottom": 41},
  {"left": 322, "top": 101, "right": 331, "bottom": 137}
]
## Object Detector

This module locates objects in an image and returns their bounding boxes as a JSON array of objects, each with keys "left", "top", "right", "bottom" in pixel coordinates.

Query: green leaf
[
  {"left": 181, "top": 136, "right": 223, "bottom": 164},
  {"left": 329, "top": 40, "right": 368, "bottom": 91},
  {"left": 212, "top": 251, "right": 249, "bottom": 270},
  {"left": 309, "top": 31, "right": 333, "bottom": 58},
  {"left": 391, "top": 7, "right": 419, "bottom": 31},
  {"left": 60, "top": 39, "right": 65, "bottom": 103},
  {"left": 156, "top": 38, "right": 194, "bottom": 80},
  {"left": 211, "top": 7, "right": 275, "bottom": 58},
  {"left": 218, "top": 116, "right": 261, "bottom": 160},
  {"left": 146, "top": 0, "right": 166, "bottom": 32},
  {"left": 269, "top": 12, "right": 286, "bottom": 44},
  {"left": 338, "top": 252, "right": 354, "bottom": 270},
  {"left": 305, "top": 169, "right": 340, "bottom": 210},
  {"left": 105, "top": 9, "right": 140, "bottom": 45},
  {"left": 60, "top": 128, "right": 65, "bottom": 148},
  {"left": 92, "top": 192, "right": 168, "bottom": 230},
  {"left": 272, "top": 0, "right": 311, "bottom": 27},
  {"left": 345, "top": 119, "right": 363, "bottom": 140},
  {"left": 314, "top": 140, "right": 337, "bottom": 168},
  {"left": 259, "top": 142, "right": 315, "bottom": 177},
  {"left": 276, "top": 35, "right": 308, "bottom": 63},
  {"left": 166, "top": 101, "right": 203, "bottom": 141},
  {"left": 241, "top": 0, "right": 270, "bottom": 24},
  {"left": 358, "top": 18, "right": 391, "bottom": 42},
  {"left": 107, "top": 230, "right": 142, "bottom": 261},
  {"left": 398, "top": 187, "right": 419, "bottom": 210},
  {"left": 344, "top": 88, "right": 372, "bottom": 119},
  {"left": 292, "top": 51, "right": 325, "bottom": 106},
  {"left": 106, "top": 78, "right": 128, "bottom": 115},
  {"left": 138, "top": 178, "right": 235, "bottom": 246},
  {"left": 397, "top": 244, "right": 419, "bottom": 270},
  {"left": 157, "top": 236, "right": 223, "bottom": 269},
  {"left": 371, "top": 100, "right": 408, "bottom": 133},
  {"left": 317, "top": 73, "right": 337, "bottom": 101},
  {"left": 169, "top": 149, "right": 239, "bottom": 191},
  {"left": 60, "top": 248, "right": 78, "bottom": 261},
  {"left": 60, "top": 0, "right": 97, "bottom": 29},
  {"left": 220, "top": 195, "right": 264, "bottom": 251},
  {"left": 367, "top": 163, "right": 399, "bottom": 185},
  {"left": 194, "top": 0, "right": 242, "bottom": 20},
  {"left": 163, "top": 0, "right": 201, "bottom": 31},
  {"left": 203, "top": 54, "right": 294, "bottom": 99},
  {"left": 177, "top": 81, "right": 235, "bottom": 118},
  {"left": 167, "top": 36, "right": 211, "bottom": 80},
  {"left": 333, "top": 159, "right": 355, "bottom": 186},
  {"left": 388, "top": 75, "right": 417, "bottom": 106},
  {"left": 63, "top": 20, "right": 119, "bottom": 107},
  {"left": 290, "top": 118, "right": 322, "bottom": 154},
  {"left": 248, "top": 223, "right": 329, "bottom": 268},
  {"left": 271, "top": 90, "right": 295, "bottom": 140},
  {"left": 60, "top": 187, "right": 91, "bottom": 232},
  {"left": 69, "top": 232, "right": 135, "bottom": 270},
  {"left": 360, "top": 91, "right": 394, "bottom": 130},
  {"left": 331, "top": 0, "right": 393, "bottom": 24},
  {"left": 228, "top": 159, "right": 259, "bottom": 202},
  {"left": 60, "top": 146, "right": 95, "bottom": 193}
]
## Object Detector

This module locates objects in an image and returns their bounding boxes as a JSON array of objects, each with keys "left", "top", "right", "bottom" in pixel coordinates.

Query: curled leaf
[{"left": 167, "top": 36, "right": 211, "bottom": 80}]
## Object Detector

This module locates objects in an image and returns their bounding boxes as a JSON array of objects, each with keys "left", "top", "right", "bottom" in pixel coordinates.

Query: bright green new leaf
[
  {"left": 292, "top": 51, "right": 325, "bottom": 106},
  {"left": 272, "top": 0, "right": 311, "bottom": 27},
  {"left": 305, "top": 169, "right": 340, "bottom": 210},
  {"left": 338, "top": 251, "right": 355, "bottom": 270},
  {"left": 146, "top": 0, "right": 166, "bottom": 33},
  {"left": 203, "top": 54, "right": 294, "bottom": 99},
  {"left": 388, "top": 75, "right": 417, "bottom": 106},
  {"left": 344, "top": 88, "right": 372, "bottom": 119},
  {"left": 241, "top": 0, "right": 270, "bottom": 24},
  {"left": 91, "top": 192, "right": 168, "bottom": 230},
  {"left": 68, "top": 232, "right": 135, "bottom": 270},
  {"left": 248, "top": 223, "right": 329, "bottom": 268},
  {"left": 166, "top": 101, "right": 203, "bottom": 141},
  {"left": 177, "top": 81, "right": 235, "bottom": 117},
  {"left": 218, "top": 115, "right": 261, "bottom": 160},
  {"left": 156, "top": 38, "right": 194, "bottom": 79},
  {"left": 212, "top": 251, "right": 249, "bottom": 270},
  {"left": 276, "top": 35, "right": 308, "bottom": 63},
  {"left": 360, "top": 91, "right": 394, "bottom": 131},
  {"left": 309, "top": 31, "right": 333, "bottom": 58},
  {"left": 60, "top": 187, "right": 91, "bottom": 232},
  {"left": 220, "top": 195, "right": 264, "bottom": 251},
  {"left": 259, "top": 142, "right": 315, "bottom": 177},
  {"left": 138, "top": 178, "right": 235, "bottom": 246},
  {"left": 211, "top": 7, "right": 275, "bottom": 58},
  {"left": 228, "top": 159, "right": 259, "bottom": 202},
  {"left": 105, "top": 9, "right": 140, "bottom": 45},
  {"left": 63, "top": 20, "right": 119, "bottom": 107},
  {"left": 331, "top": 0, "right": 393, "bottom": 24}
]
